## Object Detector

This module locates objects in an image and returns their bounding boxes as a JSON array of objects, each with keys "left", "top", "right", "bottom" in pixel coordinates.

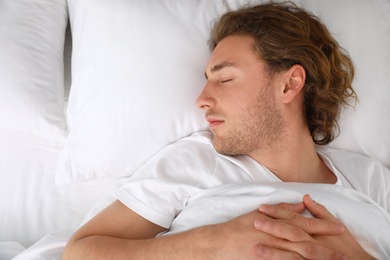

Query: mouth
[{"left": 206, "top": 117, "right": 224, "bottom": 129}]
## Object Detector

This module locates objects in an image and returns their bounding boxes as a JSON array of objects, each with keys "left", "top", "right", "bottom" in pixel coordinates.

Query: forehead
[{"left": 206, "top": 35, "right": 263, "bottom": 73}]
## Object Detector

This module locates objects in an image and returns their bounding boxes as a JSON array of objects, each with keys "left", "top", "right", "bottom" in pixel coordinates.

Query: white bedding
[
  {"left": 9, "top": 177, "right": 124, "bottom": 260},
  {"left": 166, "top": 183, "right": 390, "bottom": 259},
  {"left": 10, "top": 181, "right": 390, "bottom": 259},
  {"left": 0, "top": 129, "right": 116, "bottom": 259},
  {"left": 1, "top": 0, "right": 389, "bottom": 259}
]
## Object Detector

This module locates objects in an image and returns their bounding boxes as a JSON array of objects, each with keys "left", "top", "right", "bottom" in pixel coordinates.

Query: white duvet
[
  {"left": 12, "top": 182, "right": 390, "bottom": 259},
  {"left": 165, "top": 182, "right": 390, "bottom": 259}
]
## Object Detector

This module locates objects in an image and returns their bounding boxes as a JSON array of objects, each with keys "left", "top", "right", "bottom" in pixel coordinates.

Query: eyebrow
[{"left": 204, "top": 61, "right": 236, "bottom": 79}]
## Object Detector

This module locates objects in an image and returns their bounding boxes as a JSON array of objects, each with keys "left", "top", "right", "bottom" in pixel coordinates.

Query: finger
[
  {"left": 293, "top": 217, "right": 345, "bottom": 235},
  {"left": 259, "top": 203, "right": 305, "bottom": 220},
  {"left": 255, "top": 240, "right": 347, "bottom": 260},
  {"left": 255, "top": 245, "right": 304, "bottom": 260},
  {"left": 282, "top": 241, "right": 347, "bottom": 260},
  {"left": 303, "top": 194, "right": 338, "bottom": 221},
  {"left": 254, "top": 218, "right": 312, "bottom": 242},
  {"left": 258, "top": 202, "right": 343, "bottom": 235},
  {"left": 303, "top": 194, "right": 331, "bottom": 218},
  {"left": 255, "top": 216, "right": 344, "bottom": 237},
  {"left": 301, "top": 195, "right": 345, "bottom": 234},
  {"left": 278, "top": 202, "right": 306, "bottom": 213}
]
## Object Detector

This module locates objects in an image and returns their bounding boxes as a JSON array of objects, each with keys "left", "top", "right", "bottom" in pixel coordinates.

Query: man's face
[{"left": 196, "top": 35, "right": 285, "bottom": 156}]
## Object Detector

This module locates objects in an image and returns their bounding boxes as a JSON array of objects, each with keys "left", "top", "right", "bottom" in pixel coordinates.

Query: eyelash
[{"left": 221, "top": 79, "right": 233, "bottom": 83}]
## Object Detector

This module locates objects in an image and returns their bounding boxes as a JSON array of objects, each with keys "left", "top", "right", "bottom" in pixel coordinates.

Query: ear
[{"left": 281, "top": 64, "right": 306, "bottom": 104}]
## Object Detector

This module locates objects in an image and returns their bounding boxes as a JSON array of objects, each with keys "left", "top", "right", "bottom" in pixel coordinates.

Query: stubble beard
[{"left": 211, "top": 89, "right": 285, "bottom": 156}]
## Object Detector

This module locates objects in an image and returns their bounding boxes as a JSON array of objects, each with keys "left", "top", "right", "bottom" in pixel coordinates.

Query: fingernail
[
  {"left": 337, "top": 223, "right": 345, "bottom": 232},
  {"left": 306, "top": 194, "right": 318, "bottom": 204},
  {"left": 254, "top": 219, "right": 265, "bottom": 229},
  {"left": 258, "top": 204, "right": 268, "bottom": 213},
  {"left": 255, "top": 245, "right": 266, "bottom": 256}
]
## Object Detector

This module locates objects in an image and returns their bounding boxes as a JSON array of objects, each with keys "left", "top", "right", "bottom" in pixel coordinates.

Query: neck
[{"left": 248, "top": 130, "right": 336, "bottom": 184}]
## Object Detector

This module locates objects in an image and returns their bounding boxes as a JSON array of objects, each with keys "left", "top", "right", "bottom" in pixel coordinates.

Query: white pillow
[
  {"left": 307, "top": 0, "right": 390, "bottom": 168},
  {"left": 58, "top": 0, "right": 390, "bottom": 185},
  {"left": 56, "top": 0, "right": 220, "bottom": 185},
  {"left": 0, "top": 0, "right": 68, "bottom": 140}
]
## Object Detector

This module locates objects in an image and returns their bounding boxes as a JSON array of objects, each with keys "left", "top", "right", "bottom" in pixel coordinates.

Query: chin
[
  {"left": 211, "top": 135, "right": 225, "bottom": 153},
  {"left": 212, "top": 135, "right": 243, "bottom": 156}
]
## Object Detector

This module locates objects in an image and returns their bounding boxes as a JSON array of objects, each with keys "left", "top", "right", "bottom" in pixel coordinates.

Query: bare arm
[
  {"left": 63, "top": 200, "right": 267, "bottom": 259},
  {"left": 63, "top": 200, "right": 260, "bottom": 260},
  {"left": 63, "top": 200, "right": 167, "bottom": 259},
  {"left": 63, "top": 199, "right": 347, "bottom": 260}
]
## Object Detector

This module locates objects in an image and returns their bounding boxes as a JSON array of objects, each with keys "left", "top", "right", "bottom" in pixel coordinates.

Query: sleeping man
[{"left": 63, "top": 2, "right": 390, "bottom": 259}]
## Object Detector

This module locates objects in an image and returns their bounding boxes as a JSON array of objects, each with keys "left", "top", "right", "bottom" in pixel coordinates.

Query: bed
[{"left": 0, "top": 0, "right": 389, "bottom": 259}]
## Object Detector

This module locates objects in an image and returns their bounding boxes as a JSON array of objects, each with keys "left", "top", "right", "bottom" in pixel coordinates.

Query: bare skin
[
  {"left": 197, "top": 35, "right": 336, "bottom": 184},
  {"left": 63, "top": 198, "right": 351, "bottom": 260},
  {"left": 63, "top": 195, "right": 374, "bottom": 259},
  {"left": 63, "top": 35, "right": 374, "bottom": 259},
  {"left": 256, "top": 195, "right": 373, "bottom": 259}
]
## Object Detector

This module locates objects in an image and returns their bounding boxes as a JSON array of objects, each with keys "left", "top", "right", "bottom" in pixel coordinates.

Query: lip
[{"left": 207, "top": 117, "right": 224, "bottom": 128}]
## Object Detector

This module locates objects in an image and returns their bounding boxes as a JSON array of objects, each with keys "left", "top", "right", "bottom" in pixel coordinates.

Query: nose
[{"left": 195, "top": 83, "right": 215, "bottom": 110}]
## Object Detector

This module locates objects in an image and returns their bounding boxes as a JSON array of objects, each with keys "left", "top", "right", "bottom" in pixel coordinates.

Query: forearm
[
  {"left": 63, "top": 235, "right": 137, "bottom": 259},
  {"left": 63, "top": 224, "right": 225, "bottom": 260}
]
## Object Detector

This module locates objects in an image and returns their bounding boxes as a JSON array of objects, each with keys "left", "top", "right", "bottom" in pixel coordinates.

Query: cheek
[
  {"left": 226, "top": 96, "right": 257, "bottom": 125},
  {"left": 227, "top": 96, "right": 248, "bottom": 113}
]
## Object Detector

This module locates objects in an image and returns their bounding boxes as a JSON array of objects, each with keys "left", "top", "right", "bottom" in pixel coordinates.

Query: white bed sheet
[
  {"left": 2, "top": 0, "right": 390, "bottom": 259},
  {"left": 0, "top": 242, "right": 25, "bottom": 260},
  {"left": 166, "top": 183, "right": 390, "bottom": 259},
  {"left": 10, "top": 180, "right": 390, "bottom": 259},
  {"left": 9, "top": 176, "right": 125, "bottom": 260},
  {"left": 0, "top": 128, "right": 116, "bottom": 259}
]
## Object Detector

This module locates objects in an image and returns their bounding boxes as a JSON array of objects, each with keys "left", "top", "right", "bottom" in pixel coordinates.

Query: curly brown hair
[{"left": 209, "top": 1, "right": 357, "bottom": 145}]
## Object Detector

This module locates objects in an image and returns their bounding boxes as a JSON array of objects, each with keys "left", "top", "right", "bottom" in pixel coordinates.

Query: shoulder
[
  {"left": 130, "top": 131, "right": 219, "bottom": 179},
  {"left": 155, "top": 130, "right": 217, "bottom": 165},
  {"left": 317, "top": 145, "right": 390, "bottom": 211},
  {"left": 316, "top": 145, "right": 389, "bottom": 173}
]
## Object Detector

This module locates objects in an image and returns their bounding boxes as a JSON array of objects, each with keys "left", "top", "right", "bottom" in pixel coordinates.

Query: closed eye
[{"left": 221, "top": 79, "right": 233, "bottom": 83}]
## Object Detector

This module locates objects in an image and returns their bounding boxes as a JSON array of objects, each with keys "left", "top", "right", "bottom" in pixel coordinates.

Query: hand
[
  {"left": 255, "top": 195, "right": 375, "bottom": 259},
  {"left": 214, "top": 202, "right": 345, "bottom": 260}
]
